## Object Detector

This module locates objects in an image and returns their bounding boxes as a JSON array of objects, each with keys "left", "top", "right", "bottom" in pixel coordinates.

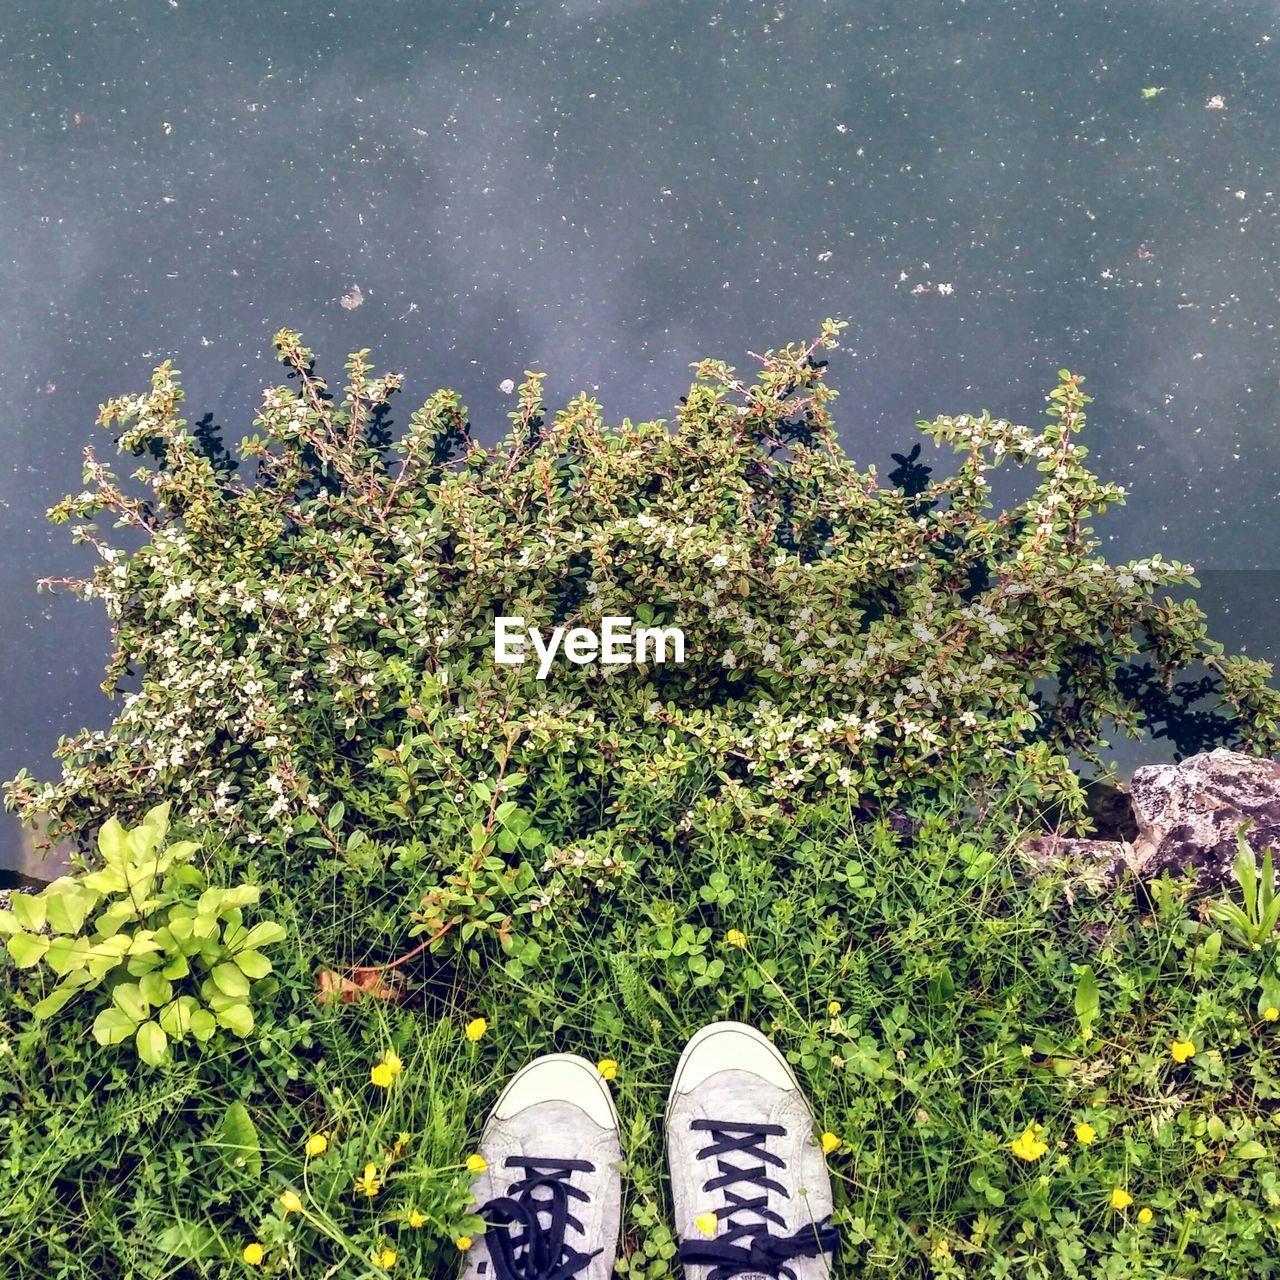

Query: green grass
[{"left": 4, "top": 791, "right": 1280, "bottom": 1278}]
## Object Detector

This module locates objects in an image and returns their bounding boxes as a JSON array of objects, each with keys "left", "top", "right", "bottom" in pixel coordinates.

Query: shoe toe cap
[{"left": 492, "top": 1053, "right": 619, "bottom": 1130}]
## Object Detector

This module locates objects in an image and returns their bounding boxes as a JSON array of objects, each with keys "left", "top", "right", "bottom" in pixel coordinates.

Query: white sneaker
[
  {"left": 666, "top": 1022, "right": 838, "bottom": 1280},
  {"left": 464, "top": 1053, "right": 623, "bottom": 1280}
]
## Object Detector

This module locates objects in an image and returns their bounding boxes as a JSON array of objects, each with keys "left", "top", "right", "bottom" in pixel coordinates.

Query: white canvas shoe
[
  {"left": 463, "top": 1053, "right": 623, "bottom": 1280},
  {"left": 666, "top": 1022, "right": 838, "bottom": 1280}
]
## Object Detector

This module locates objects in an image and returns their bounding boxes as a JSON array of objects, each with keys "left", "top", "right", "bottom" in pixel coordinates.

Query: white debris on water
[
  {"left": 339, "top": 284, "right": 364, "bottom": 310},
  {"left": 499, "top": 378, "right": 516, "bottom": 394}
]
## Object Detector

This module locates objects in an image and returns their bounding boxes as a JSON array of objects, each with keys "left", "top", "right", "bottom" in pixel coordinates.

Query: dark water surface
[{"left": 2, "top": 0, "right": 1278, "bottom": 878}]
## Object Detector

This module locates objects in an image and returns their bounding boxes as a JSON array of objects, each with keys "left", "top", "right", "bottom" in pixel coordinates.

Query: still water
[{"left": 2, "top": 0, "right": 1278, "bottom": 879}]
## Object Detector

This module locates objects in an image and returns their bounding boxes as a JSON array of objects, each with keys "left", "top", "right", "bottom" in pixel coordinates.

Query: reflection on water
[
  {"left": 3, "top": 0, "right": 1279, "bottom": 876},
  {"left": 0, "top": 810, "right": 73, "bottom": 889}
]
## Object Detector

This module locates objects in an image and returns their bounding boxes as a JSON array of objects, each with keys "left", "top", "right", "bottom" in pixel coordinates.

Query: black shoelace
[
  {"left": 677, "top": 1120, "right": 840, "bottom": 1280},
  {"left": 475, "top": 1155, "right": 601, "bottom": 1280}
]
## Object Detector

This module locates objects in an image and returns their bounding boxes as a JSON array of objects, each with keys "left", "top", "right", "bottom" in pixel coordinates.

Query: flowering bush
[{"left": 6, "top": 322, "right": 1277, "bottom": 962}]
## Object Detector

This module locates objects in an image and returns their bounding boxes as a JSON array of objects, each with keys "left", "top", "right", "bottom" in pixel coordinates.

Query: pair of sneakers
[{"left": 462, "top": 1021, "right": 838, "bottom": 1280}]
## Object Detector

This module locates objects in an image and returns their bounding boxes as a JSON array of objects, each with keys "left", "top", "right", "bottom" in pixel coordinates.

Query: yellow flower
[
  {"left": 1074, "top": 1123, "right": 1097, "bottom": 1146},
  {"left": 1263, "top": 1007, "right": 1279, "bottom": 1023},
  {"left": 1010, "top": 1125, "right": 1048, "bottom": 1162},
  {"left": 455, "top": 1236, "right": 473, "bottom": 1252},
  {"left": 354, "top": 1162, "right": 382, "bottom": 1198},
  {"left": 827, "top": 1001, "right": 842, "bottom": 1017},
  {"left": 694, "top": 1212, "right": 718, "bottom": 1237},
  {"left": 1137, "top": 1207, "right": 1153, "bottom": 1224},
  {"left": 279, "top": 1189, "right": 303, "bottom": 1215},
  {"left": 371, "top": 1061, "right": 396, "bottom": 1089},
  {"left": 1170, "top": 1039, "right": 1196, "bottom": 1064},
  {"left": 382, "top": 1050, "right": 404, "bottom": 1076},
  {"left": 1111, "top": 1187, "right": 1133, "bottom": 1211},
  {"left": 726, "top": 929, "right": 748, "bottom": 949},
  {"left": 304, "top": 1132, "right": 329, "bottom": 1158},
  {"left": 391, "top": 1131, "right": 410, "bottom": 1159},
  {"left": 466, "top": 1153, "right": 488, "bottom": 1174},
  {"left": 373, "top": 1246, "right": 397, "bottom": 1269},
  {"left": 465, "top": 1017, "right": 488, "bottom": 1042},
  {"left": 408, "top": 1209, "right": 428, "bottom": 1229},
  {"left": 242, "top": 1242, "right": 265, "bottom": 1266},
  {"left": 597, "top": 1058, "right": 619, "bottom": 1081},
  {"left": 820, "top": 1131, "right": 842, "bottom": 1155}
]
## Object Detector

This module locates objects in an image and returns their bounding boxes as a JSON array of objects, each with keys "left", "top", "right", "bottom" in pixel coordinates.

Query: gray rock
[
  {"left": 1130, "top": 748, "right": 1280, "bottom": 890},
  {"left": 1020, "top": 834, "right": 1131, "bottom": 886},
  {"left": 0, "top": 889, "right": 9, "bottom": 915},
  {"left": 1023, "top": 748, "right": 1280, "bottom": 894}
]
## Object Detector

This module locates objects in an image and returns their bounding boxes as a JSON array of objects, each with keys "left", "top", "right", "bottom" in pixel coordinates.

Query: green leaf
[
  {"left": 232, "top": 950, "right": 273, "bottom": 979},
  {"left": 9, "top": 893, "right": 47, "bottom": 934},
  {"left": 168, "top": 862, "right": 206, "bottom": 889},
  {"left": 219, "top": 1100, "right": 262, "bottom": 1176},
  {"left": 155, "top": 1222, "right": 221, "bottom": 1260},
  {"left": 32, "top": 978, "right": 88, "bottom": 1020},
  {"left": 196, "top": 887, "right": 227, "bottom": 915},
  {"left": 159, "top": 995, "right": 201, "bottom": 1039},
  {"left": 125, "top": 950, "right": 158, "bottom": 977},
  {"left": 163, "top": 839, "right": 199, "bottom": 865},
  {"left": 44, "top": 935, "right": 93, "bottom": 975},
  {"left": 189, "top": 1008, "right": 217, "bottom": 1042},
  {"left": 139, "top": 971, "right": 174, "bottom": 1006},
  {"left": 4, "top": 933, "right": 49, "bottom": 968},
  {"left": 216, "top": 1002, "right": 254, "bottom": 1037},
  {"left": 93, "top": 900, "right": 137, "bottom": 934},
  {"left": 1074, "top": 967, "right": 1100, "bottom": 1041},
  {"left": 136, "top": 1020, "right": 169, "bottom": 1066},
  {"left": 192, "top": 915, "right": 220, "bottom": 940},
  {"left": 82, "top": 866, "right": 128, "bottom": 896},
  {"left": 1232, "top": 1140, "right": 1267, "bottom": 1160},
  {"left": 927, "top": 965, "right": 955, "bottom": 1006},
  {"left": 92, "top": 1006, "right": 137, "bottom": 1046},
  {"left": 219, "top": 886, "right": 261, "bottom": 911},
  {"left": 111, "top": 982, "right": 150, "bottom": 1022},
  {"left": 0, "top": 910, "right": 19, "bottom": 937},
  {"left": 97, "top": 816, "right": 129, "bottom": 868},
  {"left": 210, "top": 962, "right": 250, "bottom": 998},
  {"left": 43, "top": 879, "right": 98, "bottom": 935},
  {"left": 241, "top": 921, "right": 287, "bottom": 951}
]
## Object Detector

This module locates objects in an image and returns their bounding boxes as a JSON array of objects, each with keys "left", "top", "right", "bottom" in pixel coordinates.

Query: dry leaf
[{"left": 316, "top": 968, "right": 406, "bottom": 1005}]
